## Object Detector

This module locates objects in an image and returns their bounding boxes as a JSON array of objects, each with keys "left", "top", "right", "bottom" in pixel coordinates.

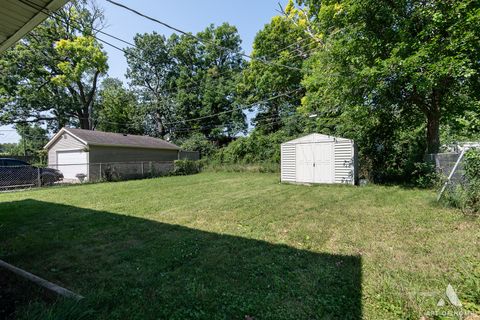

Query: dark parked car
[{"left": 0, "top": 158, "right": 63, "bottom": 187}]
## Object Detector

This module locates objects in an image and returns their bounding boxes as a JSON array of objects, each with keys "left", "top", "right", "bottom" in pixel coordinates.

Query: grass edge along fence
[
  {"left": 1, "top": 160, "right": 202, "bottom": 192},
  {"left": 201, "top": 161, "right": 280, "bottom": 173},
  {"left": 440, "top": 148, "right": 480, "bottom": 213}
]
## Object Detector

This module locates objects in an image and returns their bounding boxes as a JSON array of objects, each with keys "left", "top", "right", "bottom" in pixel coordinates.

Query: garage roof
[
  {"left": 45, "top": 128, "right": 181, "bottom": 151},
  {"left": 0, "top": 0, "right": 69, "bottom": 53}
]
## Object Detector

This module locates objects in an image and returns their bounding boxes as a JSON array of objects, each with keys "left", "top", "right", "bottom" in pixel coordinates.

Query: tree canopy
[
  {"left": 1, "top": 0, "right": 479, "bottom": 184},
  {"left": 0, "top": 0, "right": 108, "bottom": 130},
  {"left": 296, "top": 0, "right": 480, "bottom": 155},
  {"left": 124, "top": 23, "right": 246, "bottom": 142},
  {"left": 95, "top": 78, "right": 143, "bottom": 134},
  {"left": 238, "top": 14, "right": 312, "bottom": 134}
]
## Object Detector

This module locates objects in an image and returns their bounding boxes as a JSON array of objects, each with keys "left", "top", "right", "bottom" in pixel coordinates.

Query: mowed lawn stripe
[{"left": 0, "top": 172, "right": 478, "bottom": 319}]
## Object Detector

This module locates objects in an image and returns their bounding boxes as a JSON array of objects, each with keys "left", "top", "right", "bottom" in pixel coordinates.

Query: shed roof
[
  {"left": 45, "top": 128, "right": 181, "bottom": 151},
  {"left": 281, "top": 133, "right": 352, "bottom": 145},
  {"left": 0, "top": 0, "right": 69, "bottom": 53}
]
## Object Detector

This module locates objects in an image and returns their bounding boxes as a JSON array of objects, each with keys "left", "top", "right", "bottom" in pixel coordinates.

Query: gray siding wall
[
  {"left": 47, "top": 132, "right": 86, "bottom": 166},
  {"left": 281, "top": 144, "right": 296, "bottom": 182},
  {"left": 88, "top": 146, "right": 179, "bottom": 163},
  {"left": 334, "top": 140, "right": 355, "bottom": 185},
  {"left": 87, "top": 146, "right": 178, "bottom": 180}
]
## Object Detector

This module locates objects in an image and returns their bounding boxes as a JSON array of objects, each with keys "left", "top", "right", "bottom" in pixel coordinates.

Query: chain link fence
[
  {"left": 86, "top": 161, "right": 174, "bottom": 182},
  {"left": 427, "top": 143, "right": 480, "bottom": 184},
  {"left": 0, "top": 160, "right": 175, "bottom": 192},
  {"left": 426, "top": 152, "right": 465, "bottom": 183},
  {"left": 0, "top": 165, "right": 62, "bottom": 191}
]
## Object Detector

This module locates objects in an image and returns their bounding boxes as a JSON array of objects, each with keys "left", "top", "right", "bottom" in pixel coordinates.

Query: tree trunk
[
  {"left": 426, "top": 112, "right": 440, "bottom": 154},
  {"left": 426, "top": 88, "right": 442, "bottom": 154},
  {"left": 155, "top": 110, "right": 166, "bottom": 138},
  {"left": 79, "top": 113, "right": 90, "bottom": 130}
]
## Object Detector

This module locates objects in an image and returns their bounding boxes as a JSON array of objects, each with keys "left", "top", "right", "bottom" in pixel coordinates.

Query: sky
[{"left": 0, "top": 0, "right": 287, "bottom": 144}]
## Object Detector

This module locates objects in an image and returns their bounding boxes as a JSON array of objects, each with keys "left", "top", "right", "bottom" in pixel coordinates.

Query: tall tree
[
  {"left": 0, "top": 0, "right": 108, "bottom": 130},
  {"left": 95, "top": 78, "right": 143, "bottom": 134},
  {"left": 14, "top": 123, "right": 49, "bottom": 157},
  {"left": 125, "top": 23, "right": 246, "bottom": 142},
  {"left": 295, "top": 0, "right": 480, "bottom": 154},
  {"left": 239, "top": 13, "right": 313, "bottom": 134},
  {"left": 172, "top": 23, "right": 246, "bottom": 141},
  {"left": 124, "top": 32, "right": 176, "bottom": 138}
]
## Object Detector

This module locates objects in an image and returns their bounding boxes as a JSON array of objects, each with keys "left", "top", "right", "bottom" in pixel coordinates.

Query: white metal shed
[{"left": 281, "top": 133, "right": 357, "bottom": 185}]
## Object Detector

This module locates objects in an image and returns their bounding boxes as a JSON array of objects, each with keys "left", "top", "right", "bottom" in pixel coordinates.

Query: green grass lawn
[{"left": 0, "top": 172, "right": 478, "bottom": 319}]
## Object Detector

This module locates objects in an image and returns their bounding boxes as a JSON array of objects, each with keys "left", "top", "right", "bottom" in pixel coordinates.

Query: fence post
[
  {"left": 99, "top": 163, "right": 102, "bottom": 181},
  {"left": 37, "top": 167, "right": 41, "bottom": 187},
  {"left": 141, "top": 162, "right": 144, "bottom": 177}
]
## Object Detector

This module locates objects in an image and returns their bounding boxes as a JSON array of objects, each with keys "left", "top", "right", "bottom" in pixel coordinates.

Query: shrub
[
  {"left": 173, "top": 160, "right": 201, "bottom": 175},
  {"left": 443, "top": 148, "right": 480, "bottom": 213},
  {"left": 463, "top": 149, "right": 480, "bottom": 212},
  {"left": 213, "top": 131, "right": 298, "bottom": 164},
  {"left": 180, "top": 133, "right": 216, "bottom": 158},
  {"left": 411, "top": 162, "right": 440, "bottom": 189}
]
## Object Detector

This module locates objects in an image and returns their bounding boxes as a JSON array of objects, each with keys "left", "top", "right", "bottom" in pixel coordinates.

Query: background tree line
[{"left": 1, "top": 0, "right": 479, "bottom": 184}]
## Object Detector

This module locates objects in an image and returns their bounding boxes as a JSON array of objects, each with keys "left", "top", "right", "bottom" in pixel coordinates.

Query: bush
[
  {"left": 213, "top": 131, "right": 298, "bottom": 164},
  {"left": 202, "top": 130, "right": 298, "bottom": 174},
  {"left": 173, "top": 160, "right": 201, "bottom": 175},
  {"left": 180, "top": 133, "right": 216, "bottom": 158},
  {"left": 411, "top": 162, "right": 440, "bottom": 189},
  {"left": 443, "top": 148, "right": 480, "bottom": 213}
]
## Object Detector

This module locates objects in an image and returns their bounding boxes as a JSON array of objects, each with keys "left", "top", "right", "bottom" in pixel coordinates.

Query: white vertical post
[
  {"left": 99, "top": 163, "right": 102, "bottom": 180},
  {"left": 141, "top": 162, "right": 144, "bottom": 177}
]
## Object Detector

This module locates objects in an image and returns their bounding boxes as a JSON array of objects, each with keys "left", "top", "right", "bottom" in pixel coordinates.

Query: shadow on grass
[{"left": 0, "top": 199, "right": 362, "bottom": 320}]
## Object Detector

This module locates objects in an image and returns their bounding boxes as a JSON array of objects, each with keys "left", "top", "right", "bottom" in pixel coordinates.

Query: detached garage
[
  {"left": 281, "top": 133, "right": 358, "bottom": 185},
  {"left": 45, "top": 128, "right": 180, "bottom": 182}
]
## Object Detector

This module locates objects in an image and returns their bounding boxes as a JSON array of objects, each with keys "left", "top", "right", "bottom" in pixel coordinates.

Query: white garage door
[
  {"left": 56, "top": 150, "right": 88, "bottom": 181},
  {"left": 295, "top": 143, "right": 334, "bottom": 183}
]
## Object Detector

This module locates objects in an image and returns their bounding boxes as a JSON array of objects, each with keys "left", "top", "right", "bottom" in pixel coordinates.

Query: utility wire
[
  {"left": 20, "top": 0, "right": 308, "bottom": 98},
  {"left": 271, "top": 37, "right": 310, "bottom": 55},
  {"left": 80, "top": 87, "right": 301, "bottom": 134},
  {"left": 18, "top": 0, "right": 243, "bottom": 96},
  {"left": 92, "top": 112, "right": 287, "bottom": 135},
  {"left": 105, "top": 0, "right": 302, "bottom": 72},
  {"left": 14, "top": 0, "right": 303, "bottom": 136},
  {"left": 84, "top": 88, "right": 301, "bottom": 129}
]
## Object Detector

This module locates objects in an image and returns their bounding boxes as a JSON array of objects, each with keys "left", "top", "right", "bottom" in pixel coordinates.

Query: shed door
[
  {"left": 56, "top": 150, "right": 88, "bottom": 181},
  {"left": 296, "top": 144, "right": 315, "bottom": 183},
  {"left": 313, "top": 142, "right": 334, "bottom": 183},
  {"left": 295, "top": 143, "right": 334, "bottom": 183}
]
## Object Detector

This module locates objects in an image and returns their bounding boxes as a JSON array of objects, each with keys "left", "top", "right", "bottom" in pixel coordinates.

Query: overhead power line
[
  {"left": 105, "top": 0, "right": 302, "bottom": 72},
  {"left": 13, "top": 0, "right": 304, "bottom": 136},
  {"left": 18, "top": 0, "right": 244, "bottom": 96},
  {"left": 89, "top": 111, "right": 289, "bottom": 135},
  {"left": 270, "top": 37, "right": 310, "bottom": 56},
  {"left": 20, "top": 0, "right": 307, "bottom": 98},
  {"left": 86, "top": 87, "right": 302, "bottom": 129}
]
